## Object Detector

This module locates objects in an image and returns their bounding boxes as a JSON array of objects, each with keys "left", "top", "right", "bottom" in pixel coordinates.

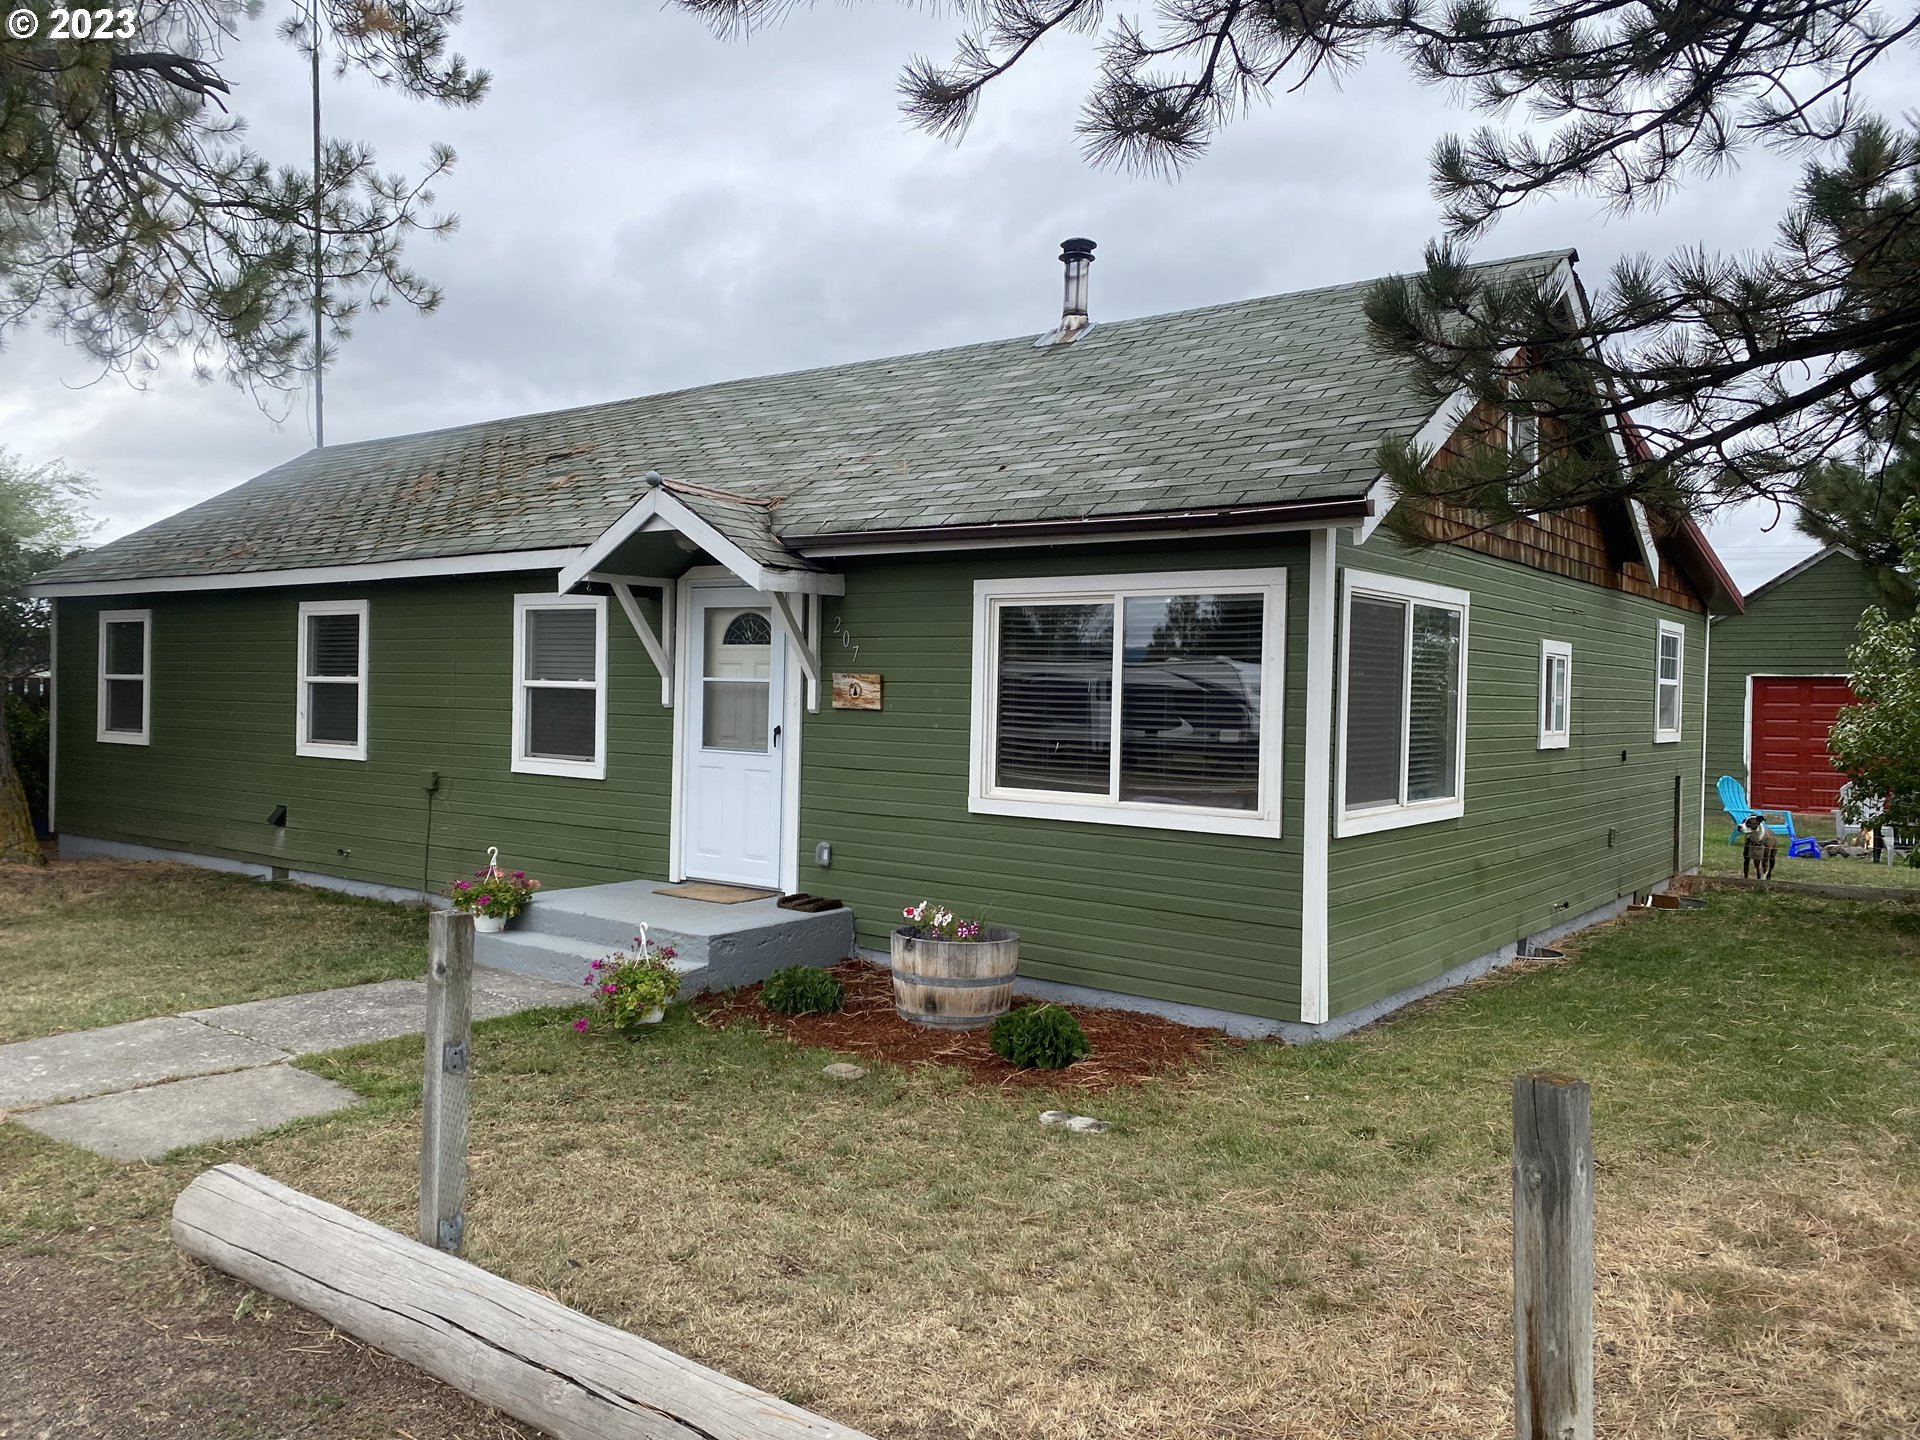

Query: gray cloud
[{"left": 4, "top": 2, "right": 1914, "bottom": 593}]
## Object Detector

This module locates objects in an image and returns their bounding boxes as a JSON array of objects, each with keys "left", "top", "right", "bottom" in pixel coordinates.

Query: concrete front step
[
  {"left": 477, "top": 879, "right": 855, "bottom": 994},
  {"left": 473, "top": 930, "right": 710, "bottom": 998}
]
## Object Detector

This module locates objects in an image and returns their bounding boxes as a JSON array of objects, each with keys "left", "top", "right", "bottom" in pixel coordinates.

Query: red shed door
[{"left": 1749, "top": 676, "right": 1857, "bottom": 812}]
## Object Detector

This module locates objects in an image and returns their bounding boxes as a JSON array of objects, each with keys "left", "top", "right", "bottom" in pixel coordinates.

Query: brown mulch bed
[{"left": 695, "top": 960, "right": 1236, "bottom": 1090}]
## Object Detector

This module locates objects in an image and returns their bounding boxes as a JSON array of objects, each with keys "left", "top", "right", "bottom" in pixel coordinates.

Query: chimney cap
[{"left": 1059, "top": 237, "right": 1097, "bottom": 261}]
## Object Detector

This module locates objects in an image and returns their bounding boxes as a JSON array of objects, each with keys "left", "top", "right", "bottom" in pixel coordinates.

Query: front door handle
[{"left": 772, "top": 724, "right": 782, "bottom": 748}]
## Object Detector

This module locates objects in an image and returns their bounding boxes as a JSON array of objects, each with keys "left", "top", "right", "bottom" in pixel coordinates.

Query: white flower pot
[
  {"left": 471, "top": 914, "right": 507, "bottom": 934},
  {"left": 640, "top": 1005, "right": 665, "bottom": 1025}
]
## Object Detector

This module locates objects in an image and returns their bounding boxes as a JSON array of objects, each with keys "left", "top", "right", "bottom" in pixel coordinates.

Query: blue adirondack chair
[{"left": 1716, "top": 775, "right": 1819, "bottom": 857}]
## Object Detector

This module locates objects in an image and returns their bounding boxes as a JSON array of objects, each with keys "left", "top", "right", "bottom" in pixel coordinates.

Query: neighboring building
[
  {"left": 1705, "top": 545, "right": 1877, "bottom": 819},
  {"left": 31, "top": 247, "right": 1742, "bottom": 1037}
]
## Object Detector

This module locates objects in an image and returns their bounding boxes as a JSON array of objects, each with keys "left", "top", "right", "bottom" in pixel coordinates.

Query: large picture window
[
  {"left": 97, "top": 608, "right": 151, "bottom": 745},
  {"left": 1655, "top": 620, "right": 1684, "bottom": 742},
  {"left": 513, "top": 593, "right": 607, "bottom": 779},
  {"left": 296, "top": 600, "right": 369, "bottom": 760},
  {"left": 1336, "top": 571, "right": 1470, "bottom": 836},
  {"left": 969, "top": 570, "right": 1287, "bottom": 837}
]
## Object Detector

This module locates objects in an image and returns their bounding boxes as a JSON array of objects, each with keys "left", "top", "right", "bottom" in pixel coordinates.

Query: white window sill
[
  {"left": 1654, "top": 732, "right": 1682, "bottom": 745},
  {"left": 297, "top": 741, "right": 368, "bottom": 762},
  {"left": 1538, "top": 734, "right": 1570, "bottom": 751},
  {"left": 969, "top": 791, "right": 1281, "bottom": 839},
  {"left": 1335, "top": 795, "right": 1465, "bottom": 838},
  {"left": 96, "top": 731, "right": 149, "bottom": 746},
  {"left": 513, "top": 755, "right": 606, "bottom": 781}
]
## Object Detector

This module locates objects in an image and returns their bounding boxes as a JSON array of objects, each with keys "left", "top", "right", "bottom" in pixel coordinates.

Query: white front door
[{"left": 682, "top": 586, "right": 786, "bottom": 887}]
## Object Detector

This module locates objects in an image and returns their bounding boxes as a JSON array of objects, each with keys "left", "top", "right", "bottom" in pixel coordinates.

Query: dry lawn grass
[
  {"left": 3, "top": 888, "right": 1916, "bottom": 1439},
  {"left": 0, "top": 860, "right": 428, "bottom": 1042}
]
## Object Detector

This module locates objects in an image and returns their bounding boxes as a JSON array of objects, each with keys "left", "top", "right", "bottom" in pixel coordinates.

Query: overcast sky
[{"left": 7, "top": 4, "right": 1915, "bottom": 589}]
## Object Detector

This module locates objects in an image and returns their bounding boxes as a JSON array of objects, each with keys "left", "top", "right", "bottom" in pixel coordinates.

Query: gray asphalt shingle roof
[{"left": 47, "top": 250, "right": 1573, "bottom": 585}]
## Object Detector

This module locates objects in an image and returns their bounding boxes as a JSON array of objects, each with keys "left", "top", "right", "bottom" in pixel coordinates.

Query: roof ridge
[{"left": 262, "top": 249, "right": 1579, "bottom": 463}]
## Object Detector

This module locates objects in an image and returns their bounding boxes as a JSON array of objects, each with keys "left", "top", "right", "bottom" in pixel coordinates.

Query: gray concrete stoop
[{"left": 475, "top": 881, "right": 854, "bottom": 995}]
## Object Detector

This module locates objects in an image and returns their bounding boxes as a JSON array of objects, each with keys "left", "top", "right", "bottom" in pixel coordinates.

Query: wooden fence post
[
  {"left": 1513, "top": 1072, "right": 1594, "bottom": 1440},
  {"left": 421, "top": 909, "right": 473, "bottom": 1254}
]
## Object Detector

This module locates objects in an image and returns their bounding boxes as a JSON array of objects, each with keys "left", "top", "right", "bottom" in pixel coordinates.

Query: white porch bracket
[
  {"left": 593, "top": 572, "right": 675, "bottom": 706},
  {"left": 769, "top": 592, "right": 823, "bottom": 712}
]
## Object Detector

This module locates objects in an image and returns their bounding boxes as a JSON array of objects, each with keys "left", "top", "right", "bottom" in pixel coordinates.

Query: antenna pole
[{"left": 311, "top": 5, "right": 325, "bottom": 448}]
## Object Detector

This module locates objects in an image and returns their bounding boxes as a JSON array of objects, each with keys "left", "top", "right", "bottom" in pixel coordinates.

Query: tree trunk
[{"left": 0, "top": 696, "right": 45, "bottom": 865}]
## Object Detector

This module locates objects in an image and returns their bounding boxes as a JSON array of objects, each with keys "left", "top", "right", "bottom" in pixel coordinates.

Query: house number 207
[{"left": 830, "top": 614, "right": 859, "bottom": 662}]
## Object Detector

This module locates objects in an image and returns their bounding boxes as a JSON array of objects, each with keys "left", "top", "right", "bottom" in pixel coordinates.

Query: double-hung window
[
  {"left": 513, "top": 593, "right": 607, "bottom": 779},
  {"left": 969, "top": 569, "right": 1287, "bottom": 837},
  {"left": 1539, "top": 640, "right": 1571, "bottom": 750},
  {"left": 97, "top": 609, "right": 151, "bottom": 745},
  {"left": 1654, "top": 620, "right": 1684, "bottom": 743},
  {"left": 297, "top": 600, "right": 369, "bottom": 760},
  {"left": 1336, "top": 571, "right": 1470, "bottom": 836}
]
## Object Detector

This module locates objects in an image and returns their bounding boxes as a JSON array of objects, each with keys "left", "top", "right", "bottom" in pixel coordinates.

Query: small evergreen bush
[
  {"left": 989, "top": 1004, "right": 1091, "bottom": 1070},
  {"left": 762, "top": 965, "right": 843, "bottom": 1016}
]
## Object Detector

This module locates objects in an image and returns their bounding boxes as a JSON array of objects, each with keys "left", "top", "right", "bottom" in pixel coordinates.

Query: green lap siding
[
  {"left": 55, "top": 575, "right": 673, "bottom": 893},
  {"left": 1703, "top": 550, "right": 1874, "bottom": 813},
  {"left": 1327, "top": 533, "right": 1707, "bottom": 1016},
  {"left": 795, "top": 538, "right": 1310, "bottom": 1021}
]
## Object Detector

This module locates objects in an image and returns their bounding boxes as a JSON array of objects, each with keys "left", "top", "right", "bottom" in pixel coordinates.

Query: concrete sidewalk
[{"left": 1, "top": 967, "right": 578, "bottom": 1160}]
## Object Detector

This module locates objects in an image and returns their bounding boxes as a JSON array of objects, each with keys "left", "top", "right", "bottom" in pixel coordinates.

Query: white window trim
[
  {"left": 967, "top": 568, "right": 1288, "bottom": 838},
  {"left": 1334, "top": 569, "right": 1471, "bottom": 838},
  {"left": 96, "top": 608, "right": 151, "bottom": 745},
  {"left": 1538, "top": 639, "right": 1572, "bottom": 750},
  {"left": 512, "top": 592, "right": 608, "bottom": 780},
  {"left": 1655, "top": 619, "right": 1685, "bottom": 744},
  {"left": 296, "top": 599, "right": 370, "bottom": 761}
]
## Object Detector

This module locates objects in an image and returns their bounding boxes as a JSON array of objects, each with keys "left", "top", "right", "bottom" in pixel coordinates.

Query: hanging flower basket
[{"left": 447, "top": 846, "right": 541, "bottom": 933}]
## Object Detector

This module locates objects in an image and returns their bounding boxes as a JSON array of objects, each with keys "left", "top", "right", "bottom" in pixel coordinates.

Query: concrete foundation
[{"left": 857, "top": 880, "right": 1673, "bottom": 1042}]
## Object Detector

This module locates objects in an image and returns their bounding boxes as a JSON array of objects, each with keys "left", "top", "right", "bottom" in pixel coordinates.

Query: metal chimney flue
[{"left": 1040, "top": 237, "right": 1096, "bottom": 347}]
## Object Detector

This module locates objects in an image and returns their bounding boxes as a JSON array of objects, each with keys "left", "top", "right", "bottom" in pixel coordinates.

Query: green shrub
[
  {"left": 989, "top": 1004, "right": 1091, "bottom": 1070},
  {"left": 762, "top": 965, "right": 843, "bottom": 1016}
]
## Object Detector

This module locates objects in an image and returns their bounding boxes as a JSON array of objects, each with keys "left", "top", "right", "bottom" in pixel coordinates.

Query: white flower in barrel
[{"left": 891, "top": 899, "right": 1018, "bottom": 1030}]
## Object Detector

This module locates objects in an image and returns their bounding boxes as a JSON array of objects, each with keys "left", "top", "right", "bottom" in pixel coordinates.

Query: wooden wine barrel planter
[{"left": 890, "top": 927, "right": 1019, "bottom": 1029}]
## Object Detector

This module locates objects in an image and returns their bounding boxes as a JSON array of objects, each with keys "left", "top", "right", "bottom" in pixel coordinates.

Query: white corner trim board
[{"left": 1299, "top": 530, "right": 1336, "bottom": 1024}]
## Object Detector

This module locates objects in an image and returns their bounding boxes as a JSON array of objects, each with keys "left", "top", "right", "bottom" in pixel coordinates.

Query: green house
[
  {"left": 32, "top": 247, "right": 1743, "bottom": 1037},
  {"left": 1705, "top": 546, "right": 1875, "bottom": 824}
]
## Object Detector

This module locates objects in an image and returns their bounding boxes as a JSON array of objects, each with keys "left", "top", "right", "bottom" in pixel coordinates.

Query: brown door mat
[
  {"left": 776, "top": 893, "right": 845, "bottom": 913},
  {"left": 653, "top": 881, "right": 781, "bottom": 904}
]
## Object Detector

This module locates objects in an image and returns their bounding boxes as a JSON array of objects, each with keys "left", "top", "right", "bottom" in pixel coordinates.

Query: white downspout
[{"left": 1301, "top": 528, "right": 1336, "bottom": 1024}]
